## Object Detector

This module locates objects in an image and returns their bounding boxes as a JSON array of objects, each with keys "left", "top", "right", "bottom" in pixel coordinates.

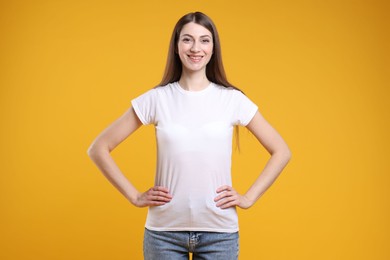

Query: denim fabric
[{"left": 143, "top": 228, "right": 239, "bottom": 260}]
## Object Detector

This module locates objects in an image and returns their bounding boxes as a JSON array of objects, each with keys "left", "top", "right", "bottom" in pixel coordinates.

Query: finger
[
  {"left": 148, "top": 201, "right": 166, "bottom": 206},
  {"left": 137, "top": 189, "right": 172, "bottom": 207},
  {"left": 152, "top": 186, "right": 173, "bottom": 197},
  {"left": 218, "top": 194, "right": 239, "bottom": 207},
  {"left": 214, "top": 193, "right": 227, "bottom": 202},
  {"left": 146, "top": 192, "right": 171, "bottom": 201},
  {"left": 216, "top": 185, "right": 231, "bottom": 193},
  {"left": 147, "top": 187, "right": 170, "bottom": 195},
  {"left": 149, "top": 190, "right": 172, "bottom": 198},
  {"left": 220, "top": 200, "right": 238, "bottom": 209},
  {"left": 214, "top": 190, "right": 236, "bottom": 202},
  {"left": 153, "top": 186, "right": 170, "bottom": 193},
  {"left": 216, "top": 196, "right": 237, "bottom": 207},
  {"left": 147, "top": 193, "right": 173, "bottom": 206},
  {"left": 151, "top": 195, "right": 172, "bottom": 202}
]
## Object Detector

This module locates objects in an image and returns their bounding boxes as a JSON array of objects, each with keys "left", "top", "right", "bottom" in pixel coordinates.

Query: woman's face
[{"left": 177, "top": 22, "right": 213, "bottom": 74}]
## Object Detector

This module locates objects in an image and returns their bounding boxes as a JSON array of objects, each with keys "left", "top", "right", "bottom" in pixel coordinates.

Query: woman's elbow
[
  {"left": 87, "top": 142, "right": 107, "bottom": 160},
  {"left": 272, "top": 144, "right": 291, "bottom": 165},
  {"left": 285, "top": 147, "right": 292, "bottom": 162},
  {"left": 282, "top": 145, "right": 292, "bottom": 165},
  {"left": 87, "top": 144, "right": 98, "bottom": 159}
]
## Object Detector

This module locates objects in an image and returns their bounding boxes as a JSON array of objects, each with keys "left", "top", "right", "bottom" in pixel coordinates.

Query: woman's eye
[
  {"left": 202, "top": 39, "right": 210, "bottom": 43},
  {"left": 182, "top": 38, "right": 191, "bottom": 42}
]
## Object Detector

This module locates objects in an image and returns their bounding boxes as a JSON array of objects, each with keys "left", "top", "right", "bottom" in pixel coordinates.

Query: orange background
[{"left": 1, "top": 0, "right": 389, "bottom": 259}]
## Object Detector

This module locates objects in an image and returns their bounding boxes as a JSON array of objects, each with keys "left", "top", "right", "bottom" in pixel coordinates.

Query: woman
[{"left": 88, "top": 11, "right": 291, "bottom": 260}]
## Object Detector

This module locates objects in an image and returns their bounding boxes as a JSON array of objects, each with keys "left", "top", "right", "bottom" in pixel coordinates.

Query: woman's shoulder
[
  {"left": 213, "top": 83, "right": 244, "bottom": 96},
  {"left": 153, "top": 82, "right": 178, "bottom": 93},
  {"left": 135, "top": 82, "right": 176, "bottom": 98}
]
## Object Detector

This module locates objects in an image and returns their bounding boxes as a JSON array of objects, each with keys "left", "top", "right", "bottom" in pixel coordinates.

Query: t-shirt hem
[
  {"left": 241, "top": 106, "right": 258, "bottom": 126},
  {"left": 131, "top": 99, "right": 147, "bottom": 125},
  {"left": 145, "top": 225, "right": 239, "bottom": 233}
]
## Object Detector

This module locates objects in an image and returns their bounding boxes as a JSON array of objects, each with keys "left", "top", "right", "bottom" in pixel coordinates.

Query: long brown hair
[
  {"left": 157, "top": 12, "right": 243, "bottom": 149},
  {"left": 157, "top": 11, "right": 239, "bottom": 90}
]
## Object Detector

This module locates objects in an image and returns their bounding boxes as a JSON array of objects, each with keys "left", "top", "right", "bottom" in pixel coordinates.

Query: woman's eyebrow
[{"left": 180, "top": 34, "right": 212, "bottom": 38}]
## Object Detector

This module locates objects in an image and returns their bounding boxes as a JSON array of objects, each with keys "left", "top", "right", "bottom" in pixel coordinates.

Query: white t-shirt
[{"left": 131, "top": 82, "right": 258, "bottom": 232}]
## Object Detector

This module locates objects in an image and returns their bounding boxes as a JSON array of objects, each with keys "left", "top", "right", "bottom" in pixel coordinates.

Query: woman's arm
[
  {"left": 215, "top": 111, "right": 291, "bottom": 209},
  {"left": 87, "top": 107, "right": 172, "bottom": 207}
]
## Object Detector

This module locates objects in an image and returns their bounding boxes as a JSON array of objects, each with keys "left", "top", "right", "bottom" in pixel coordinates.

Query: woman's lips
[{"left": 188, "top": 55, "right": 203, "bottom": 62}]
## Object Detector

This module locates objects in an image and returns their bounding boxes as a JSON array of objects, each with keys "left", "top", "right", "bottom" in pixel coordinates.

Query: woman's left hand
[{"left": 214, "top": 185, "right": 253, "bottom": 209}]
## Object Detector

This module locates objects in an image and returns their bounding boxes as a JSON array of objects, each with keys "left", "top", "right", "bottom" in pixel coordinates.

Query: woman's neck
[{"left": 178, "top": 70, "right": 210, "bottom": 91}]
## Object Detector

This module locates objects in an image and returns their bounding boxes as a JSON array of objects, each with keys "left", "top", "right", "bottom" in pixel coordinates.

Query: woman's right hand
[{"left": 133, "top": 186, "right": 172, "bottom": 207}]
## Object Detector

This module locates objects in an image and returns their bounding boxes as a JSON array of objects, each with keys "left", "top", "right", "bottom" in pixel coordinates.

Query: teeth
[{"left": 189, "top": 56, "right": 202, "bottom": 62}]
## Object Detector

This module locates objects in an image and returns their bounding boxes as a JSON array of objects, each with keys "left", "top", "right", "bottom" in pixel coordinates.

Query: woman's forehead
[{"left": 179, "top": 22, "right": 212, "bottom": 37}]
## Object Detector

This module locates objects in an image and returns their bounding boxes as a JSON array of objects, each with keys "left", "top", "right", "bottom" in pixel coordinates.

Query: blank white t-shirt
[{"left": 131, "top": 82, "right": 258, "bottom": 232}]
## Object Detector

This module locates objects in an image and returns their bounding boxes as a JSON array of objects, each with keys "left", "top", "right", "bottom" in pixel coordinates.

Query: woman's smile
[{"left": 188, "top": 55, "right": 204, "bottom": 62}]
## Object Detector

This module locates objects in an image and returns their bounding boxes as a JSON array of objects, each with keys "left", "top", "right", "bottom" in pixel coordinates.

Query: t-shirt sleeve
[
  {"left": 233, "top": 90, "right": 258, "bottom": 126},
  {"left": 131, "top": 89, "right": 157, "bottom": 125}
]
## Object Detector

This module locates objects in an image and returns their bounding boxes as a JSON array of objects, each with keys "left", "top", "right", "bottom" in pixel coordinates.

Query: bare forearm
[
  {"left": 88, "top": 147, "right": 139, "bottom": 204},
  {"left": 214, "top": 150, "right": 290, "bottom": 210},
  {"left": 244, "top": 150, "right": 291, "bottom": 205},
  {"left": 86, "top": 108, "right": 171, "bottom": 207}
]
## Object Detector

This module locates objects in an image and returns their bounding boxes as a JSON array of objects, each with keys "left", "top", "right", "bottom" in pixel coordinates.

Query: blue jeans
[{"left": 143, "top": 228, "right": 239, "bottom": 260}]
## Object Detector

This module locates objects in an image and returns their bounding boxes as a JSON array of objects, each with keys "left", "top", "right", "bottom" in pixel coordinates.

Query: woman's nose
[{"left": 190, "top": 41, "right": 200, "bottom": 52}]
